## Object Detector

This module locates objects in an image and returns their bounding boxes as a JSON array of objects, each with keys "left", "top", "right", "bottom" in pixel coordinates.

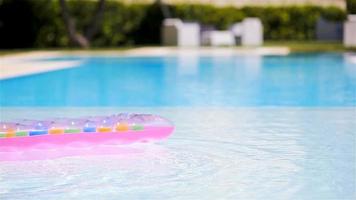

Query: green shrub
[
  {"left": 347, "top": 0, "right": 356, "bottom": 14},
  {"left": 0, "top": 0, "right": 38, "bottom": 48},
  {"left": 173, "top": 5, "right": 245, "bottom": 30},
  {"left": 0, "top": 0, "right": 347, "bottom": 48},
  {"left": 174, "top": 5, "right": 346, "bottom": 40}
]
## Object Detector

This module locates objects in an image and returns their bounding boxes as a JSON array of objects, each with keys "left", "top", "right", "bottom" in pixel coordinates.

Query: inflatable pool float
[{"left": 0, "top": 113, "right": 174, "bottom": 149}]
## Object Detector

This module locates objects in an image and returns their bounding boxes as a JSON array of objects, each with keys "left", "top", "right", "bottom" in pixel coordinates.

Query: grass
[
  {"left": 0, "top": 41, "right": 355, "bottom": 56},
  {"left": 265, "top": 41, "right": 356, "bottom": 52},
  {"left": 0, "top": 49, "right": 35, "bottom": 56},
  {"left": 0, "top": 47, "right": 135, "bottom": 56}
]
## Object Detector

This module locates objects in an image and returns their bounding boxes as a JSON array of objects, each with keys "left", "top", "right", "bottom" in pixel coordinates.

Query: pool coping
[
  {"left": 0, "top": 47, "right": 291, "bottom": 80},
  {"left": 0, "top": 51, "right": 83, "bottom": 80}
]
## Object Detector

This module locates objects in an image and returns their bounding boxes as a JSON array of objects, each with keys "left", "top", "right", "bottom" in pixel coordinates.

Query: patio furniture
[
  {"left": 161, "top": 18, "right": 200, "bottom": 47},
  {"left": 230, "top": 18, "right": 263, "bottom": 46},
  {"left": 201, "top": 30, "right": 235, "bottom": 46},
  {"left": 344, "top": 15, "right": 356, "bottom": 47},
  {"left": 161, "top": 17, "right": 263, "bottom": 47}
]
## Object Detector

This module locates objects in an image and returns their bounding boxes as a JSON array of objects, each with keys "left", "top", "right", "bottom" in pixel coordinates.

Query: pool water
[
  {"left": 0, "top": 53, "right": 355, "bottom": 199},
  {"left": 0, "top": 53, "right": 355, "bottom": 106}
]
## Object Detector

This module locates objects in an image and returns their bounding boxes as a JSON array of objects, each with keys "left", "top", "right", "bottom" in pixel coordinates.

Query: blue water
[
  {"left": 1, "top": 53, "right": 355, "bottom": 106},
  {"left": 0, "top": 53, "right": 355, "bottom": 200}
]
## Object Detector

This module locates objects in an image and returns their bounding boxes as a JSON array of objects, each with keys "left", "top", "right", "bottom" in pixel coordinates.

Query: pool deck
[
  {"left": 0, "top": 51, "right": 83, "bottom": 80},
  {"left": 1, "top": 47, "right": 290, "bottom": 80}
]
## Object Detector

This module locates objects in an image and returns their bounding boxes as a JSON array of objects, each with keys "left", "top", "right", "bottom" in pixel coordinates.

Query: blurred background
[{"left": 0, "top": 0, "right": 355, "bottom": 50}]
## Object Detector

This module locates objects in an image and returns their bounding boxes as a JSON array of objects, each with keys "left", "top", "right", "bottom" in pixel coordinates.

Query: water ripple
[{"left": 0, "top": 108, "right": 355, "bottom": 199}]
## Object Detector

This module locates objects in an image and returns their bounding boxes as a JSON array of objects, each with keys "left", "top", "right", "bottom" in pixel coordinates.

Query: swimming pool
[
  {"left": 1, "top": 53, "right": 355, "bottom": 106},
  {"left": 0, "top": 53, "right": 355, "bottom": 199}
]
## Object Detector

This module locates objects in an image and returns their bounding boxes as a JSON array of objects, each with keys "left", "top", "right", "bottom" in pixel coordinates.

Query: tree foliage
[{"left": 0, "top": 0, "right": 347, "bottom": 48}]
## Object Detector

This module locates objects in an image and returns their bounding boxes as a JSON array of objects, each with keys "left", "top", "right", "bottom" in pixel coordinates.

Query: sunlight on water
[
  {"left": 0, "top": 108, "right": 355, "bottom": 199},
  {"left": 1, "top": 53, "right": 355, "bottom": 199},
  {"left": 1, "top": 53, "right": 355, "bottom": 106}
]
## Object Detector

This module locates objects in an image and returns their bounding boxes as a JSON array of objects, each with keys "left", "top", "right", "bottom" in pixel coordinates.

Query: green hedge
[
  {"left": 173, "top": 5, "right": 346, "bottom": 40},
  {"left": 347, "top": 0, "right": 356, "bottom": 14},
  {"left": 0, "top": 0, "right": 347, "bottom": 48}
]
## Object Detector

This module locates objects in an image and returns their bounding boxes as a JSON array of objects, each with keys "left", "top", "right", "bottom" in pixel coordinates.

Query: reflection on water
[
  {"left": 175, "top": 52, "right": 199, "bottom": 75},
  {"left": 0, "top": 108, "right": 355, "bottom": 199}
]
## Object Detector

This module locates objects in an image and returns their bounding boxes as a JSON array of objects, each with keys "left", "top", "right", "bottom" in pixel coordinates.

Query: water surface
[
  {"left": 1, "top": 53, "right": 355, "bottom": 106},
  {"left": 0, "top": 53, "right": 355, "bottom": 199}
]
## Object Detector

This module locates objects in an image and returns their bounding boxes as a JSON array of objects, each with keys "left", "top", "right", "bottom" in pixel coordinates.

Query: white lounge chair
[
  {"left": 344, "top": 15, "right": 356, "bottom": 47},
  {"left": 231, "top": 18, "right": 263, "bottom": 46},
  {"left": 201, "top": 30, "right": 235, "bottom": 46},
  {"left": 161, "top": 18, "right": 200, "bottom": 47}
]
